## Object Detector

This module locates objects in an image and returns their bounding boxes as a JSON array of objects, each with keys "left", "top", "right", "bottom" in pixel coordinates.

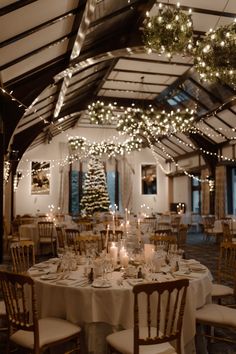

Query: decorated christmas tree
[{"left": 80, "top": 157, "right": 110, "bottom": 215}]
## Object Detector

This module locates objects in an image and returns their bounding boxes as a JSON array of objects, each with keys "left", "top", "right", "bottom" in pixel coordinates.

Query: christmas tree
[{"left": 80, "top": 157, "right": 110, "bottom": 215}]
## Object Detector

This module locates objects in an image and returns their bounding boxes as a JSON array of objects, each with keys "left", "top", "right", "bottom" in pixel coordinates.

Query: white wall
[
  {"left": 14, "top": 126, "right": 170, "bottom": 216},
  {"left": 128, "top": 148, "right": 169, "bottom": 214},
  {"left": 173, "top": 175, "right": 191, "bottom": 212}
]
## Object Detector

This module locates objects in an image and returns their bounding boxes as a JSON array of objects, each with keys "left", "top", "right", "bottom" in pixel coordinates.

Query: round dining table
[{"left": 29, "top": 258, "right": 213, "bottom": 354}]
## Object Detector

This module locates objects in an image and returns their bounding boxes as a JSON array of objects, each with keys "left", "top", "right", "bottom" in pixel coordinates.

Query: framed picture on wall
[
  {"left": 141, "top": 164, "right": 157, "bottom": 195},
  {"left": 31, "top": 161, "right": 50, "bottom": 195}
]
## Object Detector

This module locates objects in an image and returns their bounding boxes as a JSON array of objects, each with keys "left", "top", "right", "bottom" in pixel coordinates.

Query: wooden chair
[
  {"left": 150, "top": 234, "right": 177, "bottom": 251},
  {"left": 211, "top": 242, "right": 236, "bottom": 304},
  {"left": 177, "top": 224, "right": 188, "bottom": 248},
  {"left": 38, "top": 221, "right": 56, "bottom": 255},
  {"left": 155, "top": 222, "right": 172, "bottom": 236},
  {"left": 55, "top": 226, "right": 66, "bottom": 249},
  {"left": 221, "top": 221, "right": 233, "bottom": 243},
  {"left": 171, "top": 215, "right": 182, "bottom": 236},
  {"left": 76, "top": 236, "right": 100, "bottom": 256},
  {"left": 106, "top": 279, "right": 189, "bottom": 354},
  {"left": 10, "top": 241, "right": 35, "bottom": 273},
  {"left": 196, "top": 303, "right": 236, "bottom": 345},
  {"left": 65, "top": 228, "right": 80, "bottom": 253},
  {"left": 100, "top": 230, "right": 123, "bottom": 250},
  {"left": 202, "top": 215, "right": 216, "bottom": 242},
  {"left": 0, "top": 270, "right": 81, "bottom": 354}
]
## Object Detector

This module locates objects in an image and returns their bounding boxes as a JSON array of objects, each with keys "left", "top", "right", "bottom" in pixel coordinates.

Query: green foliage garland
[
  {"left": 194, "top": 22, "right": 236, "bottom": 85},
  {"left": 143, "top": 4, "right": 193, "bottom": 58}
]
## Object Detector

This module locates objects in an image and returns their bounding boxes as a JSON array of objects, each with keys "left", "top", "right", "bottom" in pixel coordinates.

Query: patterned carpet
[{"left": 0, "top": 232, "right": 236, "bottom": 354}]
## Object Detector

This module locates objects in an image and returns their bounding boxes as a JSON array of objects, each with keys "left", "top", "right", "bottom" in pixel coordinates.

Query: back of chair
[
  {"left": 38, "top": 221, "right": 54, "bottom": 239},
  {"left": 65, "top": 228, "right": 80, "bottom": 253},
  {"left": 77, "top": 236, "right": 99, "bottom": 256},
  {"left": 0, "top": 271, "right": 39, "bottom": 347},
  {"left": 100, "top": 230, "right": 123, "bottom": 250},
  {"left": 221, "top": 221, "right": 232, "bottom": 242},
  {"left": 133, "top": 279, "right": 189, "bottom": 354},
  {"left": 55, "top": 226, "right": 65, "bottom": 248},
  {"left": 10, "top": 241, "right": 35, "bottom": 273},
  {"left": 177, "top": 224, "right": 188, "bottom": 248},
  {"left": 218, "top": 242, "right": 236, "bottom": 290},
  {"left": 150, "top": 234, "right": 177, "bottom": 251},
  {"left": 156, "top": 222, "right": 172, "bottom": 236}
]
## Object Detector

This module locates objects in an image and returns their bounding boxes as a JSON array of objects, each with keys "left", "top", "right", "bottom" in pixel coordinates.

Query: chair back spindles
[
  {"left": 38, "top": 221, "right": 55, "bottom": 255},
  {"left": 10, "top": 241, "right": 35, "bottom": 273},
  {"left": 65, "top": 229, "right": 80, "bottom": 253},
  {"left": 132, "top": 279, "right": 189, "bottom": 354}
]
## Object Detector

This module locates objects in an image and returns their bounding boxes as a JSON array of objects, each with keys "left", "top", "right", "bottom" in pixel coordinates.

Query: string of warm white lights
[
  {"left": 143, "top": 2, "right": 193, "bottom": 59},
  {"left": 0, "top": 87, "right": 27, "bottom": 109}
]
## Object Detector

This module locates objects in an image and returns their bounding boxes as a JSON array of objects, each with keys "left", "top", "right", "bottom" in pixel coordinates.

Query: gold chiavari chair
[
  {"left": 100, "top": 230, "right": 123, "bottom": 251},
  {"left": 177, "top": 224, "right": 188, "bottom": 248},
  {"left": 55, "top": 226, "right": 66, "bottom": 249},
  {"left": 76, "top": 236, "right": 100, "bottom": 256},
  {"left": 202, "top": 215, "right": 216, "bottom": 242},
  {"left": 0, "top": 271, "right": 81, "bottom": 354},
  {"left": 107, "top": 279, "right": 189, "bottom": 354},
  {"left": 150, "top": 234, "right": 177, "bottom": 251},
  {"left": 65, "top": 228, "right": 80, "bottom": 253},
  {"left": 38, "top": 221, "right": 56, "bottom": 255},
  {"left": 155, "top": 222, "right": 172, "bottom": 236},
  {"left": 211, "top": 242, "right": 236, "bottom": 304},
  {"left": 10, "top": 241, "right": 35, "bottom": 274},
  {"left": 221, "top": 221, "right": 233, "bottom": 243}
]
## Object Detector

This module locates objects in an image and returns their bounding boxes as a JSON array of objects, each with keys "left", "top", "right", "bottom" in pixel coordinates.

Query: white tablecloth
[{"left": 29, "top": 260, "right": 213, "bottom": 354}]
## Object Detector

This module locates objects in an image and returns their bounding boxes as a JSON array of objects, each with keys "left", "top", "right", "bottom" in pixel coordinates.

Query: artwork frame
[
  {"left": 141, "top": 164, "right": 157, "bottom": 195},
  {"left": 31, "top": 161, "right": 50, "bottom": 195}
]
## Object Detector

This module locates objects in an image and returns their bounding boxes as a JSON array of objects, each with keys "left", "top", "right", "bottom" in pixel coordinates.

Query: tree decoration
[
  {"left": 116, "top": 106, "right": 196, "bottom": 138},
  {"left": 80, "top": 157, "right": 110, "bottom": 215},
  {"left": 88, "top": 100, "right": 116, "bottom": 124},
  {"left": 68, "top": 136, "right": 143, "bottom": 158},
  {"left": 143, "top": 3, "right": 193, "bottom": 59},
  {"left": 194, "top": 21, "right": 236, "bottom": 85}
]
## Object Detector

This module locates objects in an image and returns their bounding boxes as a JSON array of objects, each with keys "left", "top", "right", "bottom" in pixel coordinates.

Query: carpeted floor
[{"left": 0, "top": 231, "right": 236, "bottom": 354}]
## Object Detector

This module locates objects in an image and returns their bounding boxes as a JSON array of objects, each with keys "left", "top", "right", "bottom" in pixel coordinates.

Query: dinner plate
[
  {"left": 40, "top": 274, "right": 58, "bottom": 281},
  {"left": 33, "top": 263, "right": 48, "bottom": 269},
  {"left": 92, "top": 280, "right": 112, "bottom": 288}
]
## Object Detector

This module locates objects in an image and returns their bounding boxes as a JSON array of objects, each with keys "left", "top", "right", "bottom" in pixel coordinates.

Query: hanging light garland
[
  {"left": 88, "top": 100, "right": 117, "bottom": 124},
  {"left": 116, "top": 106, "right": 196, "bottom": 137},
  {"left": 68, "top": 136, "right": 142, "bottom": 158},
  {"left": 143, "top": 2, "right": 193, "bottom": 59},
  {"left": 194, "top": 21, "right": 236, "bottom": 85}
]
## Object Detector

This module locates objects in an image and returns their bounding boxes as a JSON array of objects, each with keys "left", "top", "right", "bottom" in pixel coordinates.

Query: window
[{"left": 191, "top": 176, "right": 201, "bottom": 213}]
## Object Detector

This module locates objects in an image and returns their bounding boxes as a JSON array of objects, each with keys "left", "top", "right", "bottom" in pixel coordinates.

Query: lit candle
[
  {"left": 104, "top": 225, "right": 109, "bottom": 252},
  {"left": 112, "top": 212, "right": 115, "bottom": 235},
  {"left": 144, "top": 244, "right": 155, "bottom": 263},
  {"left": 121, "top": 252, "right": 129, "bottom": 268},
  {"left": 109, "top": 242, "right": 118, "bottom": 266},
  {"left": 137, "top": 218, "right": 141, "bottom": 242},
  {"left": 125, "top": 208, "right": 128, "bottom": 223}
]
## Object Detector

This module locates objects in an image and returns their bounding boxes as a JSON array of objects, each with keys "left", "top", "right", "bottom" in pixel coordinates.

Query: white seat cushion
[
  {"left": 211, "top": 283, "right": 234, "bottom": 297},
  {"left": 106, "top": 327, "right": 177, "bottom": 354},
  {"left": 10, "top": 317, "right": 81, "bottom": 350},
  {"left": 196, "top": 304, "right": 236, "bottom": 327}
]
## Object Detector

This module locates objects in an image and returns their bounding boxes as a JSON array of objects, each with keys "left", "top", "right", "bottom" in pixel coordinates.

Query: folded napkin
[
  {"left": 127, "top": 279, "right": 144, "bottom": 286},
  {"left": 30, "top": 269, "right": 47, "bottom": 277},
  {"left": 173, "top": 271, "right": 202, "bottom": 279},
  {"left": 56, "top": 278, "right": 79, "bottom": 286}
]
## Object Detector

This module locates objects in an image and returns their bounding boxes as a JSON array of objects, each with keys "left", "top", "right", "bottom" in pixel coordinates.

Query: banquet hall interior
[{"left": 0, "top": 0, "right": 236, "bottom": 353}]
